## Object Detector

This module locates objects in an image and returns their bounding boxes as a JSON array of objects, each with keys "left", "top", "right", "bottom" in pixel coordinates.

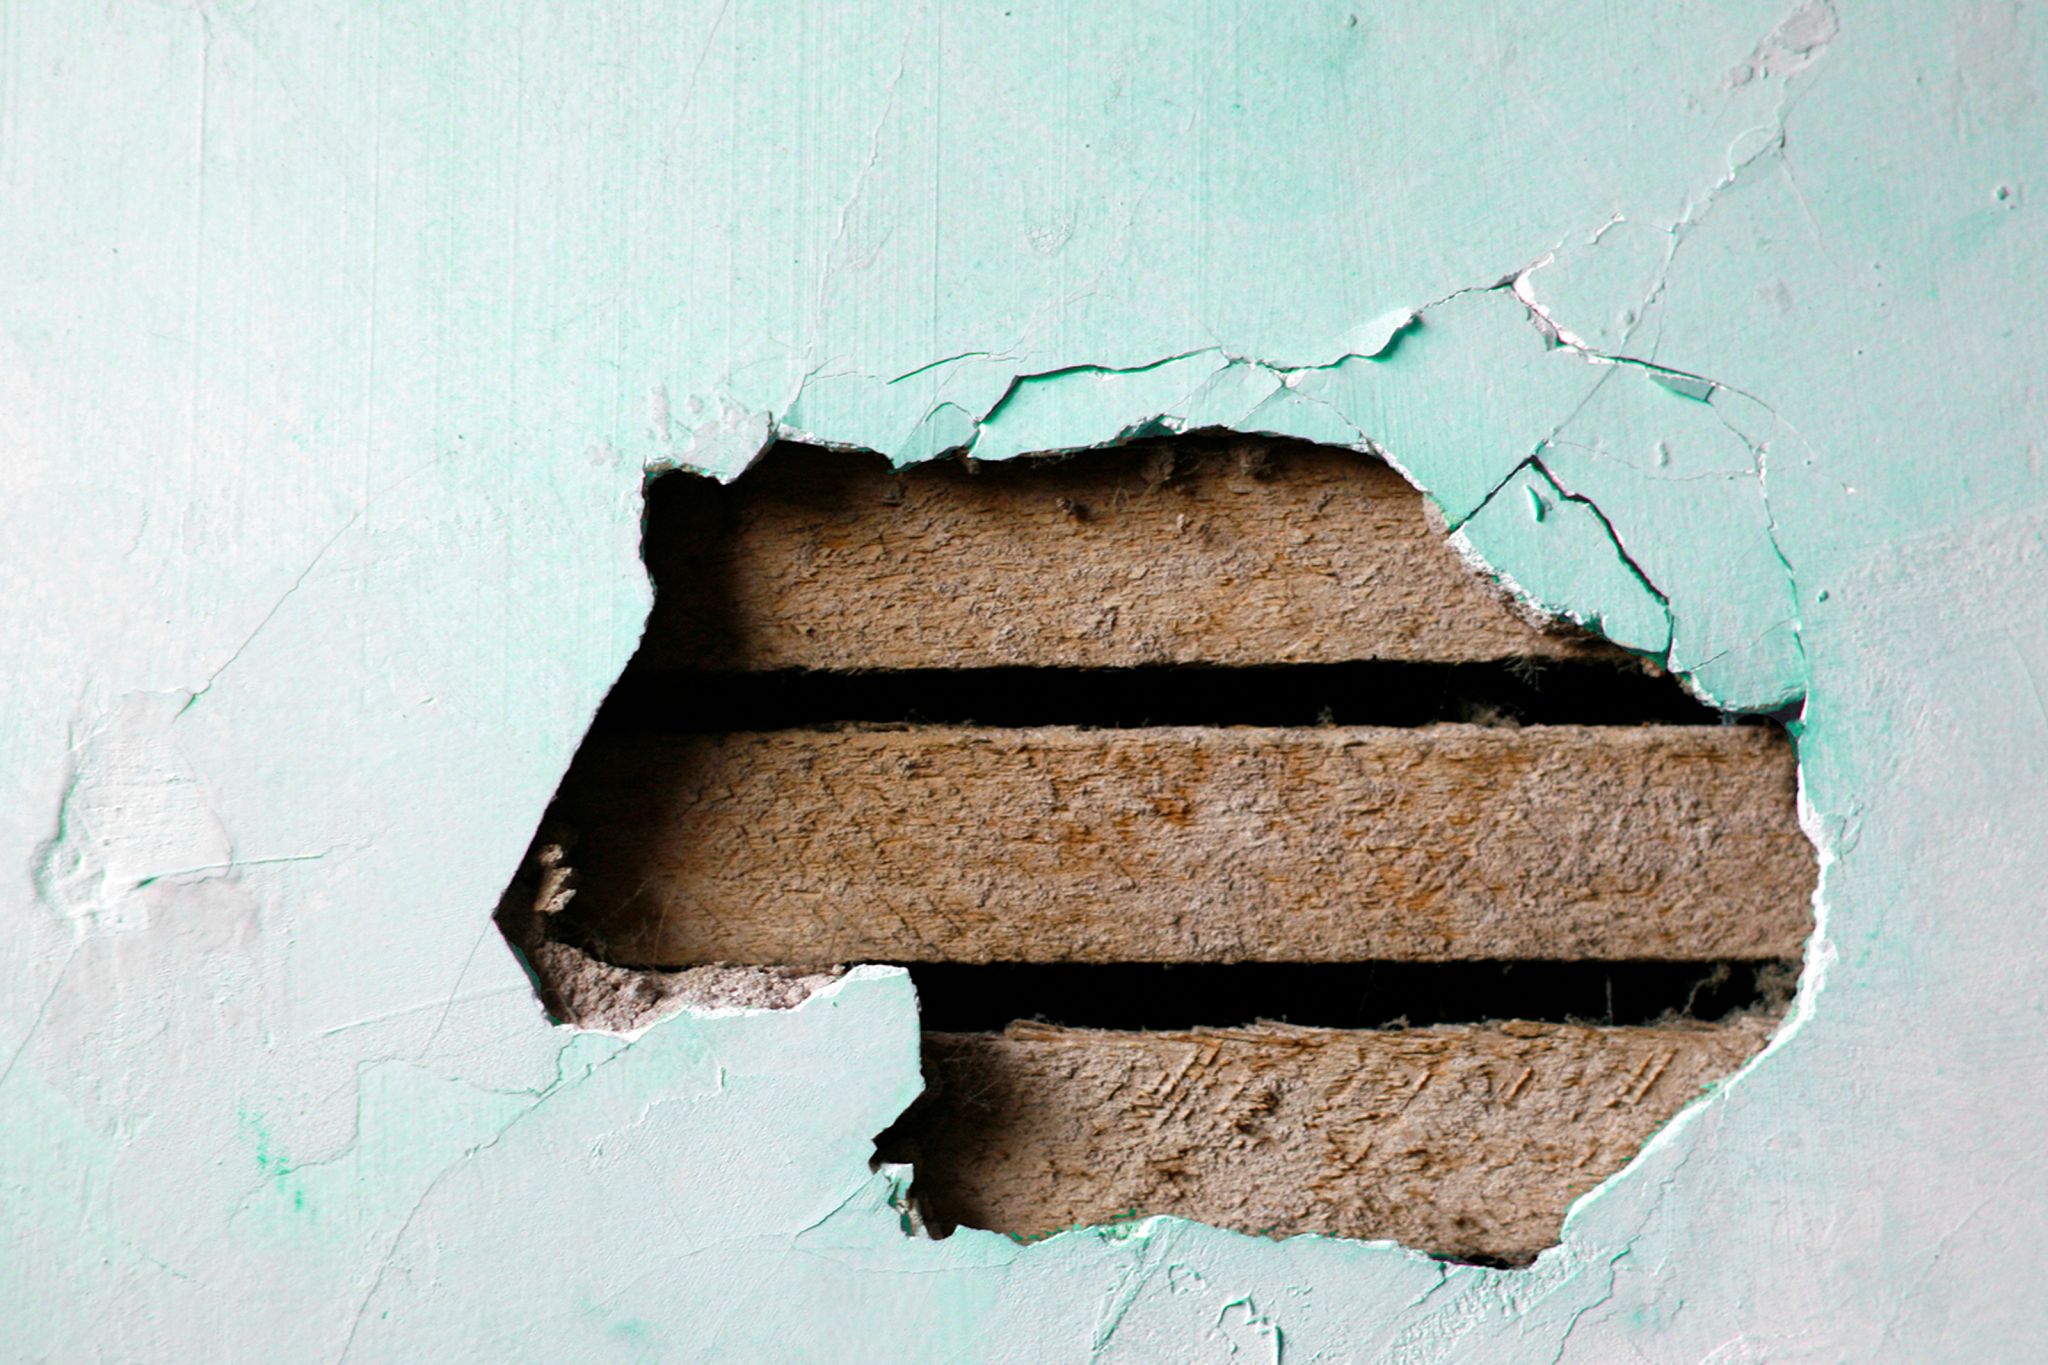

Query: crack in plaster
[
  {"left": 1496, "top": 259, "right": 1815, "bottom": 703},
  {"left": 887, "top": 350, "right": 998, "bottom": 385},
  {"left": 1524, "top": 458, "right": 1675, "bottom": 629},
  {"left": 1708, "top": 397, "right": 1812, "bottom": 660},
  {"left": 1444, "top": 442, "right": 1679, "bottom": 670},
  {"left": 1090, "top": 1239, "right": 1165, "bottom": 1352},
  {"left": 676, "top": 243, "right": 1809, "bottom": 716},
  {"left": 813, "top": 7, "right": 924, "bottom": 334},
  {"left": 1543, "top": 1243, "right": 1632, "bottom": 1365},
  {"left": 1570, "top": 0, "right": 1842, "bottom": 362},
  {"left": 0, "top": 943, "right": 82, "bottom": 1094},
  {"left": 178, "top": 510, "right": 363, "bottom": 717},
  {"left": 330, "top": 1039, "right": 646, "bottom": 1364},
  {"left": 966, "top": 347, "right": 1231, "bottom": 442},
  {"left": 1507, "top": 264, "right": 1822, "bottom": 613},
  {"left": 1461, "top": 3, "right": 1843, "bottom": 693}
]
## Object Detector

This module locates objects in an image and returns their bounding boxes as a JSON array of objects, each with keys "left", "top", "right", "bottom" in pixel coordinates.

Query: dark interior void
[
  {"left": 592, "top": 658, "right": 1737, "bottom": 734},
  {"left": 900, "top": 959, "right": 1793, "bottom": 1032}
]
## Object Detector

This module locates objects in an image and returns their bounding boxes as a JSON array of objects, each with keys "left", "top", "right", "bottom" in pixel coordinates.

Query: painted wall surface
[{"left": 4, "top": 1, "right": 2045, "bottom": 1359}]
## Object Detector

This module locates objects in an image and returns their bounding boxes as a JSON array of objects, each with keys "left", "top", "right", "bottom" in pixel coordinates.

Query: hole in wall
[{"left": 496, "top": 433, "right": 1816, "bottom": 1267}]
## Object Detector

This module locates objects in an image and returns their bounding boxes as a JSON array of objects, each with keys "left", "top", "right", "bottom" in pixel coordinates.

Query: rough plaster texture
[{"left": 2, "top": 1, "right": 2044, "bottom": 1359}]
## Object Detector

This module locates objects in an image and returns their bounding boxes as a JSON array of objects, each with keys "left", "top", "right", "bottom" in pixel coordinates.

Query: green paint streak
[{"left": 236, "top": 1110, "right": 312, "bottom": 1223}]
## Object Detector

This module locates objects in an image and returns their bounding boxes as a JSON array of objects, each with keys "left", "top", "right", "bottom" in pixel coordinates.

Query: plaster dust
[{"left": 496, "top": 837, "right": 843, "bottom": 1033}]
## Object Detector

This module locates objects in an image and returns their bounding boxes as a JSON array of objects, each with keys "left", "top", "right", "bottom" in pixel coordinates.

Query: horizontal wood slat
[
  {"left": 639, "top": 440, "right": 1622, "bottom": 672},
  {"left": 553, "top": 723, "right": 1810, "bottom": 967},
  {"left": 883, "top": 1017, "right": 1774, "bottom": 1261},
  {"left": 532, "top": 434, "right": 1813, "bottom": 1262}
]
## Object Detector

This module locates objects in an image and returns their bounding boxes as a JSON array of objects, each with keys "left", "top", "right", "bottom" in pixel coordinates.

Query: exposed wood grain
[
  {"left": 542, "top": 434, "right": 1810, "bottom": 1262},
  {"left": 882, "top": 1017, "right": 1774, "bottom": 1261},
  {"left": 639, "top": 438, "right": 1624, "bottom": 672},
  {"left": 552, "top": 724, "right": 1811, "bottom": 966}
]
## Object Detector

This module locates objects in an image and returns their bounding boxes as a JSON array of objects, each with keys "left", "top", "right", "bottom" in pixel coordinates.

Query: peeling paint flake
[{"left": 967, "top": 351, "right": 1233, "bottom": 463}]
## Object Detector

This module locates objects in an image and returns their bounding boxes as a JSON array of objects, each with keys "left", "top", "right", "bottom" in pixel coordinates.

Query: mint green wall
[{"left": 4, "top": 2, "right": 2045, "bottom": 1358}]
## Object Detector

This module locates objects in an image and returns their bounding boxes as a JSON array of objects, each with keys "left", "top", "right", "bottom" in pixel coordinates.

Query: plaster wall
[{"left": 3, "top": 1, "right": 2046, "bottom": 1359}]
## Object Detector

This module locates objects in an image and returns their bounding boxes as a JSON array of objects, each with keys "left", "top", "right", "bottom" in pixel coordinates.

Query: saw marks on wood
[
  {"left": 513, "top": 433, "right": 1814, "bottom": 1265},
  {"left": 881, "top": 1017, "right": 1774, "bottom": 1263},
  {"left": 554, "top": 723, "right": 1810, "bottom": 967},
  {"left": 639, "top": 440, "right": 1623, "bottom": 672}
]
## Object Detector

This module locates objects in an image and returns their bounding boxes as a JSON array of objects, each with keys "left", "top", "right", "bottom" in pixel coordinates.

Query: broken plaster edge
[
  {"left": 610, "top": 322, "right": 1826, "bottom": 1276},
  {"left": 1441, "top": 524, "right": 1657, "bottom": 662},
  {"left": 515, "top": 934, "right": 895, "bottom": 1041},
  {"left": 596, "top": 962, "right": 905, "bottom": 1042},
  {"left": 992, "top": 1206, "right": 1503, "bottom": 1285},
  {"left": 1543, "top": 754, "right": 1838, "bottom": 1259}
]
